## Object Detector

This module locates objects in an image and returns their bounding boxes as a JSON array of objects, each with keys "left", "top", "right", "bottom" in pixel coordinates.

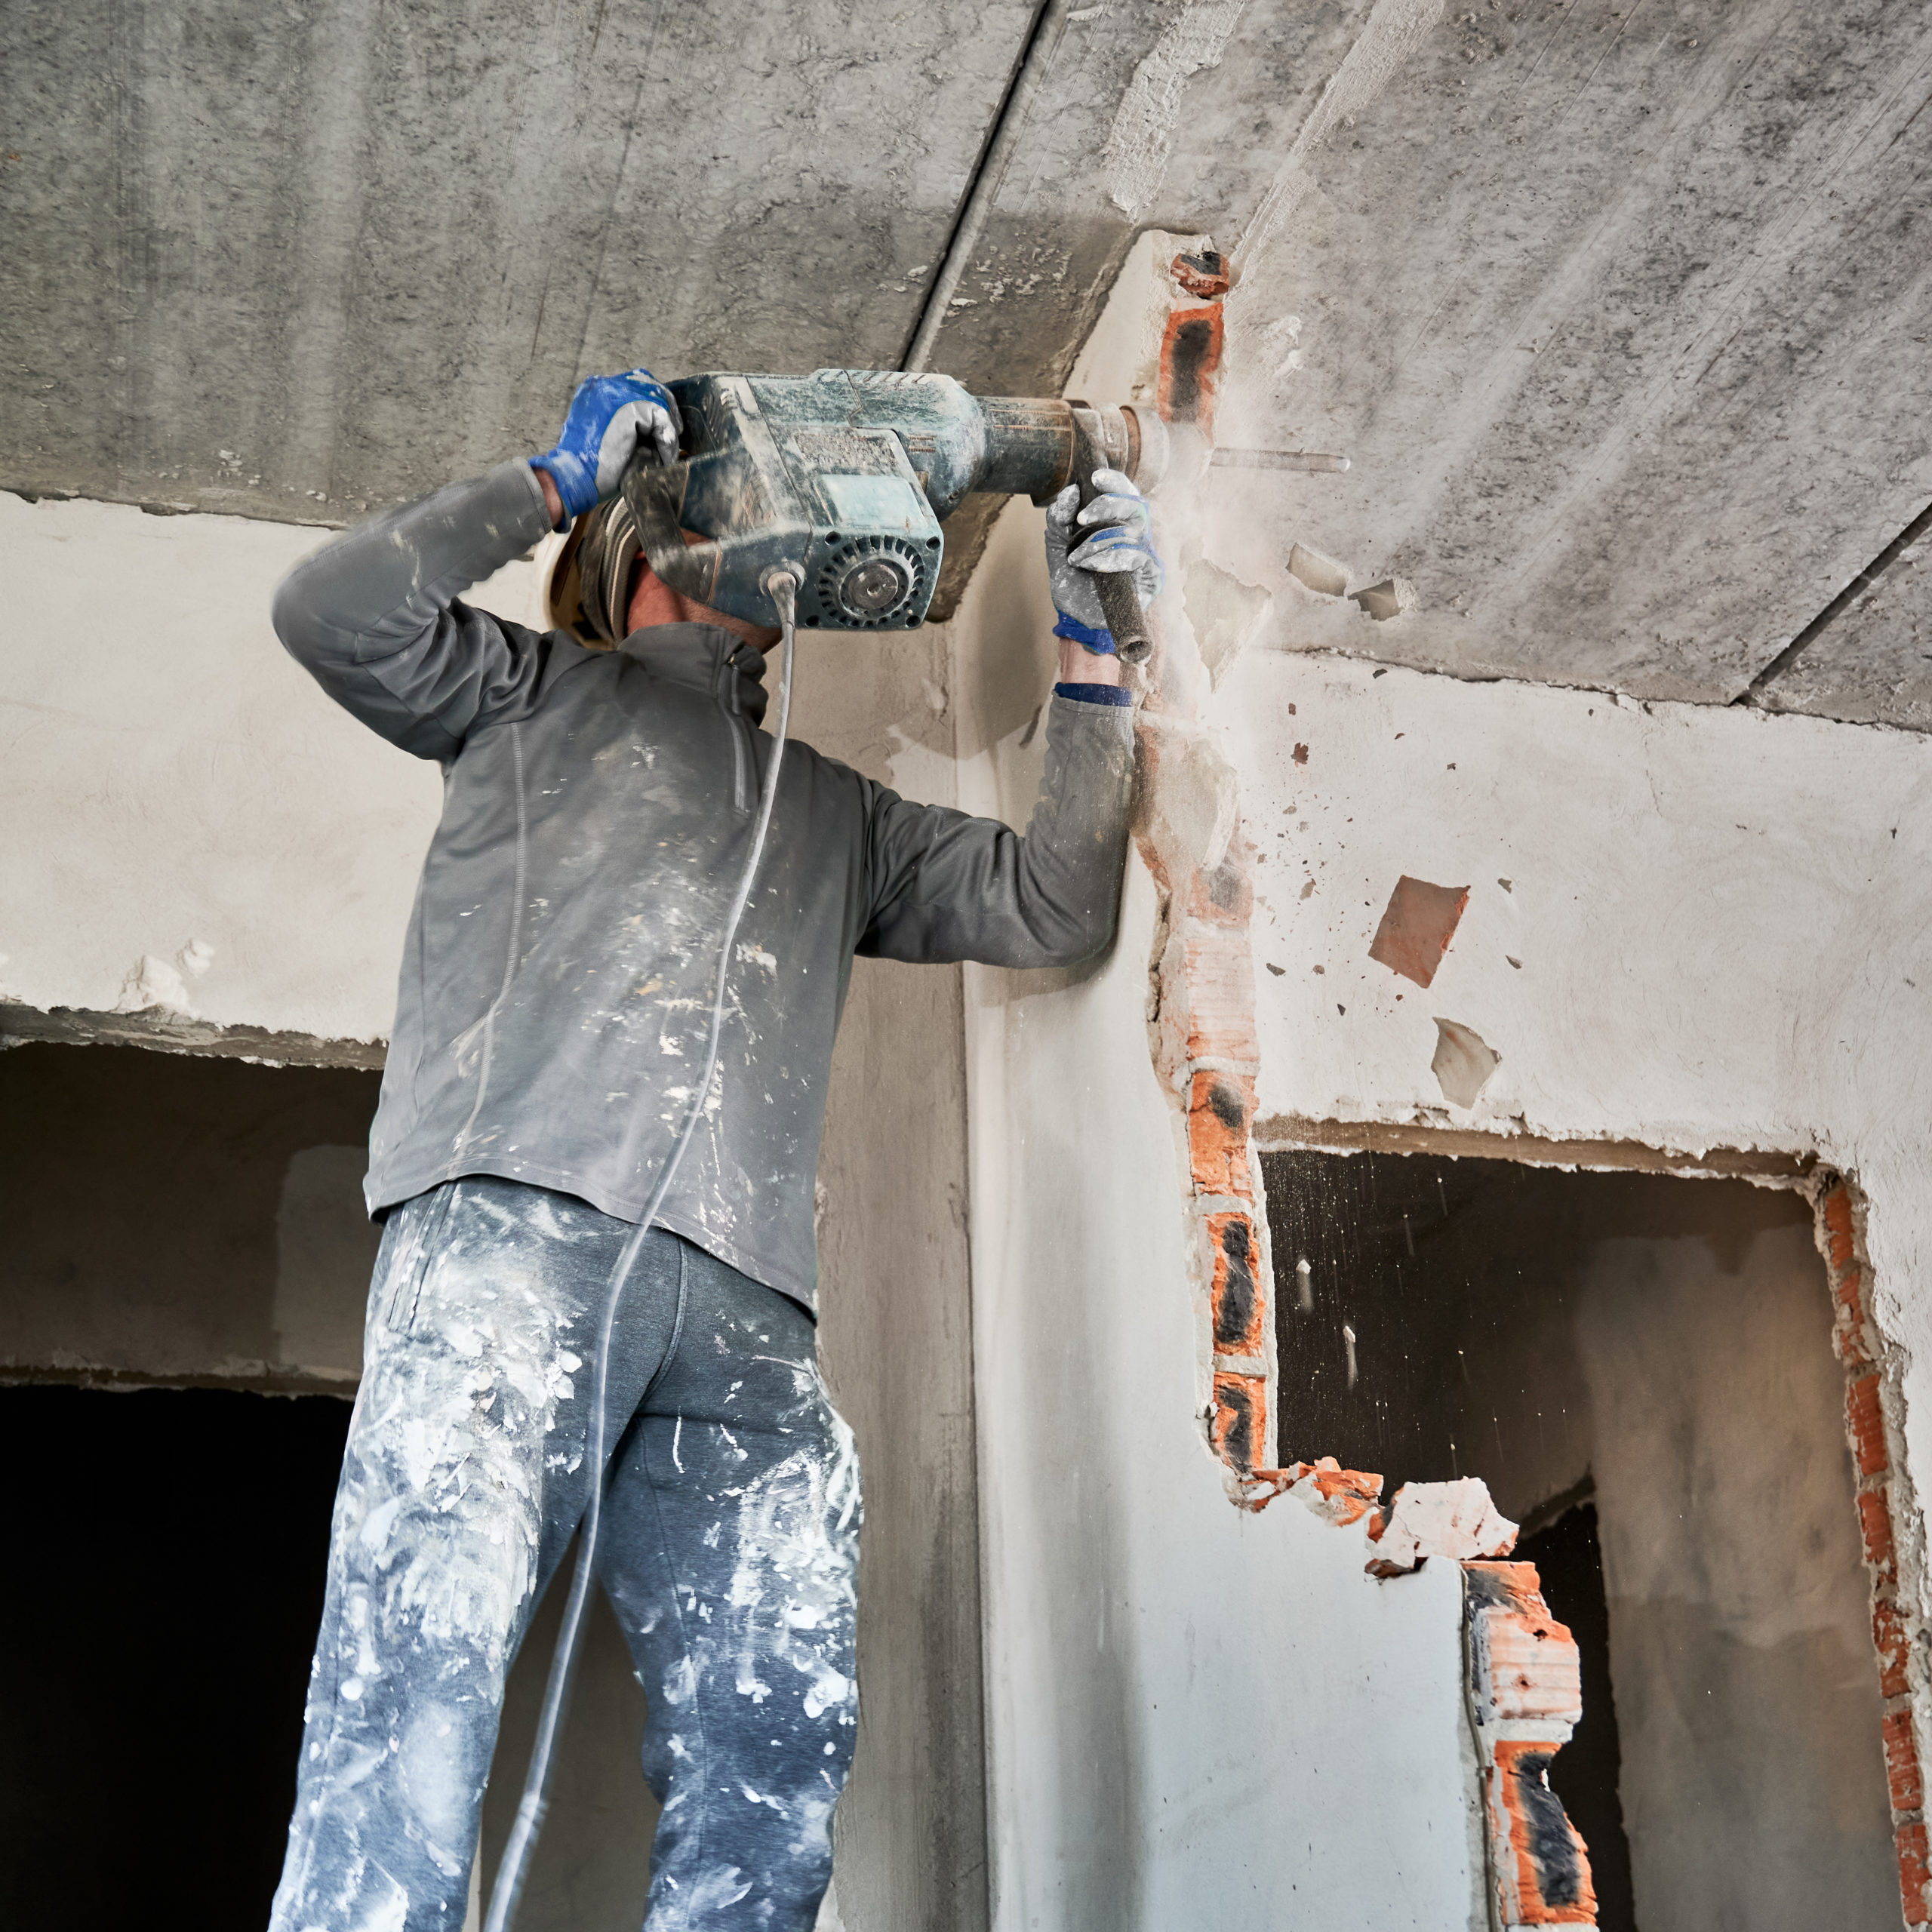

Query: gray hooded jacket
[{"left": 274, "top": 459, "right": 1135, "bottom": 1312}]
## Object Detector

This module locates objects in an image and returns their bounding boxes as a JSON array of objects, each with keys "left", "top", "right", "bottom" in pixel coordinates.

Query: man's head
[
  {"left": 550, "top": 497, "right": 782, "bottom": 654},
  {"left": 626, "top": 536, "right": 782, "bottom": 654}
]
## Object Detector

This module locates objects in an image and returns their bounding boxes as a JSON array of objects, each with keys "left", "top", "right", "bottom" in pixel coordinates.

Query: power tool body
[{"left": 552, "top": 368, "right": 1164, "bottom": 651}]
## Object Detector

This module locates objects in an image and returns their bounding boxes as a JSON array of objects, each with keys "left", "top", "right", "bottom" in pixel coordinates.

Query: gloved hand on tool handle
[
  {"left": 1046, "top": 466, "right": 1163, "bottom": 656},
  {"left": 531, "top": 368, "right": 681, "bottom": 523}
]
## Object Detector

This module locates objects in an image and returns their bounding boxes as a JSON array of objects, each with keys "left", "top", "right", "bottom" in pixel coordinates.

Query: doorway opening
[
  {"left": 1261, "top": 1150, "right": 1897, "bottom": 1932},
  {"left": 0, "top": 1383, "right": 350, "bottom": 1931}
]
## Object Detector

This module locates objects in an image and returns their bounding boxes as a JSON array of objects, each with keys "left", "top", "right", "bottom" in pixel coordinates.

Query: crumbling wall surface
[{"left": 951, "top": 220, "right": 1932, "bottom": 1926}]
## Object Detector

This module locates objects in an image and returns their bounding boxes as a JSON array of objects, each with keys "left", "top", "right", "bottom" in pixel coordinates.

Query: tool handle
[{"left": 1069, "top": 405, "right": 1153, "bottom": 665}]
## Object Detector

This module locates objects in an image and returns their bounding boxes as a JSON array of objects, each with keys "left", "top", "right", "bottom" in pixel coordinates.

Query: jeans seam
[{"left": 386, "top": 1183, "right": 457, "bottom": 1334}]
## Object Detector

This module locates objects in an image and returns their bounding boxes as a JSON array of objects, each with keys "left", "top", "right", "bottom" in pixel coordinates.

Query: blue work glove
[
  {"left": 1045, "top": 468, "right": 1163, "bottom": 653},
  {"left": 532, "top": 368, "right": 682, "bottom": 520}
]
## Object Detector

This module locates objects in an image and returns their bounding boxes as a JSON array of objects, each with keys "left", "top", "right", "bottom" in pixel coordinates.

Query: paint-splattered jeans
[{"left": 269, "top": 1177, "right": 861, "bottom": 1932}]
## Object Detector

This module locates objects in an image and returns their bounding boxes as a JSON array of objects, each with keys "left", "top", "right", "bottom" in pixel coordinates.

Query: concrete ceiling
[{"left": 5, "top": 0, "right": 1928, "bottom": 726}]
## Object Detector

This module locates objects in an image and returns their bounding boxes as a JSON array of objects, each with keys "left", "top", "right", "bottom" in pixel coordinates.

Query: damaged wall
[{"left": 944, "top": 224, "right": 1932, "bottom": 1927}]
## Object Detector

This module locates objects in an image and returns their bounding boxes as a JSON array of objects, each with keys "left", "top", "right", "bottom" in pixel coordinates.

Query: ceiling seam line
[
  {"left": 1738, "top": 497, "right": 1932, "bottom": 704},
  {"left": 899, "top": 0, "right": 1074, "bottom": 374}
]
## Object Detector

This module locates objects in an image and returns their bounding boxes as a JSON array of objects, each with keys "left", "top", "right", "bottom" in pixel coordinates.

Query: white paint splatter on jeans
[{"left": 268, "top": 1177, "right": 859, "bottom": 1932}]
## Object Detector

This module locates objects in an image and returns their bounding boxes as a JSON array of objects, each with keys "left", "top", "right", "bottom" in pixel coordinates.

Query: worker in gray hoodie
[{"left": 266, "top": 368, "right": 1158, "bottom": 1932}]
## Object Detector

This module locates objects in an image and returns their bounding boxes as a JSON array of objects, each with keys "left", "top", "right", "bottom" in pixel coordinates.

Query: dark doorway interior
[
  {"left": 0, "top": 1383, "right": 350, "bottom": 1931},
  {"left": 1515, "top": 1494, "right": 1635, "bottom": 1932},
  {"left": 1260, "top": 1149, "right": 1897, "bottom": 1931}
]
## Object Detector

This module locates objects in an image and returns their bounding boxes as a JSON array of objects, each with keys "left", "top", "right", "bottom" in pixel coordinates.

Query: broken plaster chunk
[
  {"left": 1183, "top": 555, "right": 1273, "bottom": 689},
  {"left": 1432, "top": 1017, "right": 1501, "bottom": 1109},
  {"left": 1274, "top": 1454, "right": 1383, "bottom": 1527},
  {"left": 1352, "top": 575, "right": 1416, "bottom": 620},
  {"left": 1287, "top": 541, "right": 1351, "bottom": 598},
  {"left": 1365, "top": 1477, "right": 1518, "bottom": 1578},
  {"left": 113, "top": 953, "right": 194, "bottom": 1017},
  {"left": 1367, "top": 874, "right": 1470, "bottom": 988}
]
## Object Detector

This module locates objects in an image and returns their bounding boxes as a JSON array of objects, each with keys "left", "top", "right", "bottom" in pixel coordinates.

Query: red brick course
[{"left": 1816, "top": 1177, "right": 1927, "bottom": 1927}]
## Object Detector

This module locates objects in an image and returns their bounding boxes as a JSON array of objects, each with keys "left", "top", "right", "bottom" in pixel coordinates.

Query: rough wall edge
[
  {"left": 0, "top": 1361, "right": 358, "bottom": 1398},
  {"left": 1253, "top": 1112, "right": 1818, "bottom": 1183},
  {"left": 1814, "top": 1173, "right": 1932, "bottom": 1927},
  {"left": 1, "top": 1000, "right": 386, "bottom": 1070}
]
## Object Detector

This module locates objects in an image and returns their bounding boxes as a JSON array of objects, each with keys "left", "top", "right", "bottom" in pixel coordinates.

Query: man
[{"left": 267, "top": 368, "right": 1160, "bottom": 1931}]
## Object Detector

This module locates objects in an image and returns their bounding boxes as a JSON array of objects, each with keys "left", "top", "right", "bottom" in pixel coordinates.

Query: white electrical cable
[{"left": 484, "top": 565, "right": 804, "bottom": 1932}]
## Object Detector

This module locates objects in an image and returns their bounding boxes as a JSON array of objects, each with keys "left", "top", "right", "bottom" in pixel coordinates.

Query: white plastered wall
[{"left": 946, "top": 232, "right": 1932, "bottom": 1928}]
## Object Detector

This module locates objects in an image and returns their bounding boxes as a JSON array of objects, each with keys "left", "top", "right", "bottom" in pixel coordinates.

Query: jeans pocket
[{"left": 380, "top": 1185, "right": 457, "bottom": 1334}]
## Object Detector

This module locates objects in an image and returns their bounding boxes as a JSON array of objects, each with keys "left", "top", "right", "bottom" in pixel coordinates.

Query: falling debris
[
  {"left": 1367, "top": 875, "right": 1470, "bottom": 987},
  {"left": 1352, "top": 576, "right": 1417, "bottom": 620},
  {"left": 1183, "top": 556, "right": 1273, "bottom": 688},
  {"left": 1431, "top": 1018, "right": 1500, "bottom": 1109},
  {"left": 1287, "top": 541, "right": 1351, "bottom": 598},
  {"left": 1365, "top": 1477, "right": 1518, "bottom": 1577}
]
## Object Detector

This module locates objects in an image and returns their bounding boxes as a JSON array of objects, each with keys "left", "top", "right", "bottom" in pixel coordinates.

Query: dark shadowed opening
[
  {"left": 1517, "top": 1497, "right": 1635, "bottom": 1932},
  {"left": 1262, "top": 1149, "right": 1897, "bottom": 1930},
  {"left": 0, "top": 1383, "right": 351, "bottom": 1931}
]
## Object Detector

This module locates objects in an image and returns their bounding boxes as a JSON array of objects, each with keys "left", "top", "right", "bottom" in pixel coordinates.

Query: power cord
[{"left": 484, "top": 563, "right": 804, "bottom": 1931}]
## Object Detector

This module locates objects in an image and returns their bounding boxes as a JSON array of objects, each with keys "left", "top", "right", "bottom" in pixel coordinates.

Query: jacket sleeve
[
  {"left": 858, "top": 693, "right": 1136, "bottom": 969},
  {"left": 271, "top": 460, "right": 570, "bottom": 760}
]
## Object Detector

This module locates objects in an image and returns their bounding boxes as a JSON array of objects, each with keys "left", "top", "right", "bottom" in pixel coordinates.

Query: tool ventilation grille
[{"left": 812, "top": 534, "right": 928, "bottom": 629}]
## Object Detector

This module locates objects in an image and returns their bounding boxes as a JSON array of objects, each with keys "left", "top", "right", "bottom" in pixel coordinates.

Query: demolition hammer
[{"left": 549, "top": 368, "right": 1168, "bottom": 659}]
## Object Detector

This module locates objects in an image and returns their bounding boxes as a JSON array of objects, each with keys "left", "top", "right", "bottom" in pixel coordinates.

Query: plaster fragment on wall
[
  {"left": 1287, "top": 541, "right": 1350, "bottom": 598},
  {"left": 1367, "top": 875, "right": 1470, "bottom": 988},
  {"left": 1431, "top": 1017, "right": 1500, "bottom": 1109},
  {"left": 1267, "top": 1454, "right": 1383, "bottom": 1526},
  {"left": 113, "top": 953, "right": 194, "bottom": 1016},
  {"left": 1100, "top": 1, "right": 1248, "bottom": 219},
  {"left": 1183, "top": 556, "right": 1273, "bottom": 688},
  {"left": 1351, "top": 575, "right": 1416, "bottom": 620},
  {"left": 1364, "top": 1476, "right": 1517, "bottom": 1577}
]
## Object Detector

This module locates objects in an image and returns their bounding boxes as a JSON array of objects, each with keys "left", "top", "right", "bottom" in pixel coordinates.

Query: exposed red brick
[
  {"left": 1822, "top": 1184, "right": 1858, "bottom": 1273},
  {"left": 1850, "top": 1372, "right": 1890, "bottom": 1478},
  {"left": 1171, "top": 250, "right": 1230, "bottom": 298},
  {"left": 1489, "top": 1737, "right": 1599, "bottom": 1924},
  {"left": 1862, "top": 1490, "right": 1900, "bottom": 1586},
  {"left": 1876, "top": 1598, "right": 1912, "bottom": 1700},
  {"left": 1367, "top": 875, "right": 1471, "bottom": 989},
  {"left": 1207, "top": 1211, "right": 1266, "bottom": 1355},
  {"left": 1886, "top": 1710, "right": 1924, "bottom": 1815},
  {"left": 1900, "top": 1820, "right": 1932, "bottom": 1925},
  {"left": 1211, "top": 1371, "right": 1263, "bottom": 1474},
  {"left": 1158, "top": 305, "right": 1225, "bottom": 435},
  {"left": 1188, "top": 1071, "right": 1256, "bottom": 1198}
]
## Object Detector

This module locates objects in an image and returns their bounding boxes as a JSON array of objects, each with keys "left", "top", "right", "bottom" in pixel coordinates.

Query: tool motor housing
[{"left": 578, "top": 369, "right": 1160, "bottom": 636}]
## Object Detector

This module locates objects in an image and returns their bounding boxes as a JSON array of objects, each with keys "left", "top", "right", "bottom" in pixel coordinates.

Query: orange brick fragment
[
  {"left": 1211, "top": 1372, "right": 1262, "bottom": 1474},
  {"left": 1862, "top": 1491, "right": 1900, "bottom": 1585},
  {"left": 1900, "top": 1820, "right": 1932, "bottom": 1925},
  {"left": 1850, "top": 1373, "right": 1890, "bottom": 1478},
  {"left": 1208, "top": 1211, "right": 1265, "bottom": 1355},
  {"left": 1875, "top": 1598, "right": 1912, "bottom": 1700},
  {"left": 1187, "top": 1070, "right": 1255, "bottom": 1198},
  {"left": 1489, "top": 1737, "right": 1598, "bottom": 1924},
  {"left": 1823, "top": 1184, "right": 1857, "bottom": 1272},
  {"left": 1886, "top": 1710, "right": 1924, "bottom": 1815}
]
